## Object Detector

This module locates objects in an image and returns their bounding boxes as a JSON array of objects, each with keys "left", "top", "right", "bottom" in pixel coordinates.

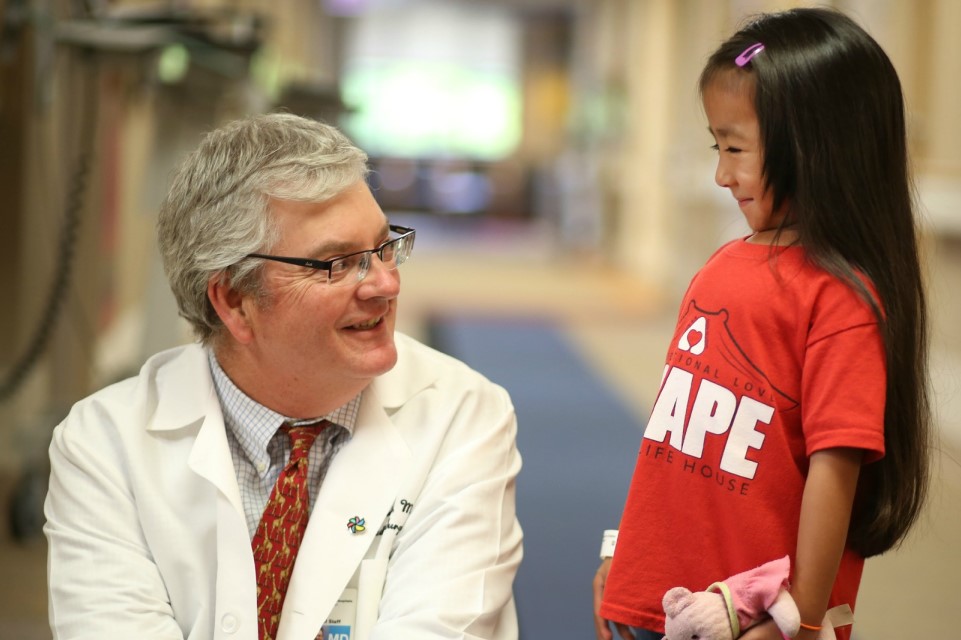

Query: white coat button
[{"left": 221, "top": 613, "right": 239, "bottom": 634}]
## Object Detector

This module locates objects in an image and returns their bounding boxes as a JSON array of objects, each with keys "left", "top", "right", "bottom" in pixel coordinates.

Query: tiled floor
[{"left": 2, "top": 220, "right": 958, "bottom": 638}]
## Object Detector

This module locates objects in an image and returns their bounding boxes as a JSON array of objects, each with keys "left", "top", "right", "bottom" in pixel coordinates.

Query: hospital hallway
[
  {"left": 3, "top": 0, "right": 961, "bottom": 637},
  {"left": 1, "top": 214, "right": 959, "bottom": 639}
]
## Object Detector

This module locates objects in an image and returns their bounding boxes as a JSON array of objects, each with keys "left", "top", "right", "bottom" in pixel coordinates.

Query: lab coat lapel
[
  {"left": 187, "top": 411, "right": 245, "bottom": 517},
  {"left": 148, "top": 344, "right": 244, "bottom": 518},
  {"left": 278, "top": 385, "right": 411, "bottom": 640},
  {"left": 181, "top": 389, "right": 244, "bottom": 518},
  {"left": 150, "top": 345, "right": 257, "bottom": 636}
]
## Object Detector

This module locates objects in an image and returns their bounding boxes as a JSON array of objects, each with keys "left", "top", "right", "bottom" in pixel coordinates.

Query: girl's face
[{"left": 703, "top": 77, "right": 790, "bottom": 240}]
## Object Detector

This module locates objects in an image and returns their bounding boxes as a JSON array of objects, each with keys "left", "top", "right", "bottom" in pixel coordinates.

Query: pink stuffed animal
[{"left": 661, "top": 556, "right": 836, "bottom": 640}]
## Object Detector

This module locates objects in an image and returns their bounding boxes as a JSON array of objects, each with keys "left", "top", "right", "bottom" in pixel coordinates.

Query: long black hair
[{"left": 699, "top": 8, "right": 930, "bottom": 557}]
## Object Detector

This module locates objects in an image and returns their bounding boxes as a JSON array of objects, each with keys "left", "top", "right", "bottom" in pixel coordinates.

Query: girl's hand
[
  {"left": 738, "top": 619, "right": 821, "bottom": 640},
  {"left": 592, "top": 558, "right": 634, "bottom": 640},
  {"left": 737, "top": 619, "right": 785, "bottom": 640}
]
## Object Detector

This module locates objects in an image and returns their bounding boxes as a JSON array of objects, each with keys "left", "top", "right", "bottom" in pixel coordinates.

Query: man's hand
[{"left": 593, "top": 558, "right": 634, "bottom": 640}]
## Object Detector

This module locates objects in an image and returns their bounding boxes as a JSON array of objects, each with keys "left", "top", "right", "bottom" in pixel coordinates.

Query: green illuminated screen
[{"left": 341, "top": 60, "right": 521, "bottom": 160}]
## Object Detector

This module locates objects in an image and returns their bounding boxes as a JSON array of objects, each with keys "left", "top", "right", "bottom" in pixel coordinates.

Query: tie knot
[{"left": 282, "top": 420, "right": 329, "bottom": 459}]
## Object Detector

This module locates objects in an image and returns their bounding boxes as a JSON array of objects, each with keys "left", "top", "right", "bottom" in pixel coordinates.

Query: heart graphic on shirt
[
  {"left": 678, "top": 317, "right": 707, "bottom": 355},
  {"left": 674, "top": 300, "right": 799, "bottom": 411}
]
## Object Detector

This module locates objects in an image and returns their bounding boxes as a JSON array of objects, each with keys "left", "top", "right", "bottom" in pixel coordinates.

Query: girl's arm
[
  {"left": 790, "top": 447, "right": 863, "bottom": 638},
  {"left": 593, "top": 558, "right": 635, "bottom": 640},
  {"left": 740, "top": 447, "right": 863, "bottom": 640}
]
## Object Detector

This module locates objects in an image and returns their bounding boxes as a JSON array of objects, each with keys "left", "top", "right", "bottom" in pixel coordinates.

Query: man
[{"left": 44, "top": 113, "right": 523, "bottom": 640}]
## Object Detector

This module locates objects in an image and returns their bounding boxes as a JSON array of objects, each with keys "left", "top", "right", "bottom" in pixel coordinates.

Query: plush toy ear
[{"left": 662, "top": 587, "right": 694, "bottom": 618}]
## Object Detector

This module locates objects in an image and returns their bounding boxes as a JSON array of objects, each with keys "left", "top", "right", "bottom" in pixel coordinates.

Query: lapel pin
[{"left": 347, "top": 516, "right": 366, "bottom": 534}]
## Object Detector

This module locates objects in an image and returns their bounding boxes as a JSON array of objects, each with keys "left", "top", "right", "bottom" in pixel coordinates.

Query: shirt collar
[{"left": 207, "top": 349, "right": 360, "bottom": 468}]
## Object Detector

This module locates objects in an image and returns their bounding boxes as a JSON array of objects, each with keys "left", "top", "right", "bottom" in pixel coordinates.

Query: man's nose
[{"left": 357, "top": 254, "right": 401, "bottom": 298}]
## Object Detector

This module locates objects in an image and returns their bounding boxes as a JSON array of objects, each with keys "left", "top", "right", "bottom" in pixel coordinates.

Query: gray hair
[{"left": 157, "top": 113, "right": 369, "bottom": 344}]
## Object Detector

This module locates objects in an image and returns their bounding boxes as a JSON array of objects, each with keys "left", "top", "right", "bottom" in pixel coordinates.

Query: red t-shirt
[{"left": 600, "top": 240, "right": 886, "bottom": 638}]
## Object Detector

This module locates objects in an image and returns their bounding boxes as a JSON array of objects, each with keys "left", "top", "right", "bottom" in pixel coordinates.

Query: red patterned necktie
[{"left": 252, "top": 421, "right": 329, "bottom": 640}]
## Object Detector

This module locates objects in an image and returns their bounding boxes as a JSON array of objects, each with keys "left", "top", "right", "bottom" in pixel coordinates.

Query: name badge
[{"left": 318, "top": 588, "right": 357, "bottom": 640}]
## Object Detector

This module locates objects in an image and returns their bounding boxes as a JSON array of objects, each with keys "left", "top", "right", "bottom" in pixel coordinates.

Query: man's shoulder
[
  {"left": 65, "top": 343, "right": 210, "bottom": 430},
  {"left": 92, "top": 343, "right": 204, "bottom": 395},
  {"left": 380, "top": 333, "right": 516, "bottom": 445},
  {"left": 381, "top": 332, "right": 507, "bottom": 404},
  {"left": 393, "top": 332, "right": 492, "bottom": 385},
  {"left": 395, "top": 331, "right": 467, "bottom": 366}
]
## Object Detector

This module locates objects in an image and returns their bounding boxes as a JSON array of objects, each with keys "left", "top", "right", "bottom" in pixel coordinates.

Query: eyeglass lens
[{"left": 328, "top": 232, "right": 413, "bottom": 286}]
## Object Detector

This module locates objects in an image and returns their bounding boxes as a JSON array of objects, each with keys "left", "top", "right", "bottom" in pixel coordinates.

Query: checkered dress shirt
[{"left": 208, "top": 351, "right": 359, "bottom": 537}]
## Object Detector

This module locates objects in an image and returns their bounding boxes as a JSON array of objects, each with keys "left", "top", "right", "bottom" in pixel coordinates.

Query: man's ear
[{"left": 207, "top": 273, "right": 255, "bottom": 345}]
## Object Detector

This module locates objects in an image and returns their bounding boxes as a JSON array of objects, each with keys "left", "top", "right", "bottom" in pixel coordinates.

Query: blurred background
[{"left": 0, "top": 0, "right": 958, "bottom": 638}]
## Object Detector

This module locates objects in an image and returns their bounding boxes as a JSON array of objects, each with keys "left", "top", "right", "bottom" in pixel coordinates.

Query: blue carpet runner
[{"left": 428, "top": 315, "right": 645, "bottom": 639}]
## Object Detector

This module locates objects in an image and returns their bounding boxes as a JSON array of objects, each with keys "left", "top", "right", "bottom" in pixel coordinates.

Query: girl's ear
[{"left": 207, "top": 273, "right": 255, "bottom": 345}]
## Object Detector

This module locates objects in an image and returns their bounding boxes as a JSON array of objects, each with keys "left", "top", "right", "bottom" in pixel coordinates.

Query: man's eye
[
  {"left": 330, "top": 253, "right": 366, "bottom": 273},
  {"left": 329, "top": 258, "right": 354, "bottom": 274}
]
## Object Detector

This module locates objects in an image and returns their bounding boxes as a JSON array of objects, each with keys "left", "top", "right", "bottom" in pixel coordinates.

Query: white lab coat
[{"left": 44, "top": 333, "right": 523, "bottom": 640}]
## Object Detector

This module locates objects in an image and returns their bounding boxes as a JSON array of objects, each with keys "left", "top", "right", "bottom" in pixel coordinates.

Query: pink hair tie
[{"left": 735, "top": 42, "right": 765, "bottom": 67}]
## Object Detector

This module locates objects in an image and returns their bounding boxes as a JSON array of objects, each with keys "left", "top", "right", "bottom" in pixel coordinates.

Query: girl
[{"left": 593, "top": 8, "right": 930, "bottom": 640}]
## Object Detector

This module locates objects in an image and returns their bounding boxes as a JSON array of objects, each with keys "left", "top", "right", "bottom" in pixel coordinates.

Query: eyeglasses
[{"left": 246, "top": 225, "right": 415, "bottom": 287}]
